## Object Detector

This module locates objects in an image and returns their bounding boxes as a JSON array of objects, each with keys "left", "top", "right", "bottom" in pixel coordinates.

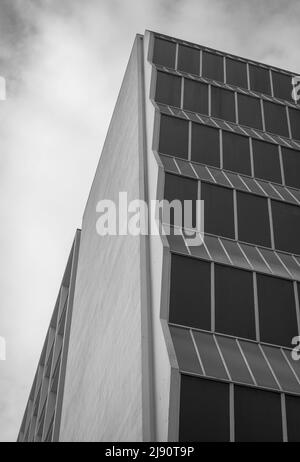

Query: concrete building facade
[{"left": 18, "top": 31, "right": 300, "bottom": 442}]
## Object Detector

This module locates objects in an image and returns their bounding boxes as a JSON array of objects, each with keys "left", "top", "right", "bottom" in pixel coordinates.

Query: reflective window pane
[
  {"left": 166, "top": 232, "right": 189, "bottom": 255},
  {"left": 191, "top": 124, "right": 220, "bottom": 167},
  {"left": 216, "top": 336, "right": 254, "bottom": 384},
  {"left": 220, "top": 239, "right": 251, "bottom": 270},
  {"left": 289, "top": 108, "right": 300, "bottom": 141},
  {"left": 226, "top": 58, "right": 248, "bottom": 89},
  {"left": 204, "top": 235, "right": 231, "bottom": 265},
  {"left": 286, "top": 395, "right": 300, "bottom": 442},
  {"left": 264, "top": 101, "right": 289, "bottom": 138},
  {"left": 215, "top": 265, "right": 256, "bottom": 340},
  {"left": 202, "top": 183, "right": 235, "bottom": 239},
  {"left": 258, "top": 248, "right": 291, "bottom": 279},
  {"left": 175, "top": 159, "right": 197, "bottom": 178},
  {"left": 155, "top": 71, "right": 181, "bottom": 107},
  {"left": 252, "top": 139, "right": 282, "bottom": 183},
  {"left": 272, "top": 71, "right": 294, "bottom": 102},
  {"left": 159, "top": 154, "right": 179, "bottom": 174},
  {"left": 179, "top": 376, "right": 230, "bottom": 442},
  {"left": 234, "top": 386, "right": 283, "bottom": 442},
  {"left": 239, "top": 341, "right": 280, "bottom": 389},
  {"left": 152, "top": 38, "right": 176, "bottom": 68},
  {"left": 238, "top": 94, "right": 263, "bottom": 131},
  {"left": 169, "top": 326, "right": 202, "bottom": 374},
  {"left": 178, "top": 45, "right": 200, "bottom": 75},
  {"left": 159, "top": 115, "right": 189, "bottom": 158},
  {"left": 183, "top": 79, "right": 208, "bottom": 114},
  {"left": 193, "top": 331, "right": 229, "bottom": 380},
  {"left": 237, "top": 192, "right": 271, "bottom": 248},
  {"left": 262, "top": 345, "right": 300, "bottom": 394},
  {"left": 257, "top": 274, "right": 298, "bottom": 348},
  {"left": 211, "top": 87, "right": 236, "bottom": 123},
  {"left": 202, "top": 51, "right": 224, "bottom": 82},
  {"left": 239, "top": 243, "right": 272, "bottom": 274},
  {"left": 222, "top": 131, "right": 251, "bottom": 176},
  {"left": 282, "top": 147, "right": 300, "bottom": 189},
  {"left": 272, "top": 200, "right": 300, "bottom": 255},
  {"left": 169, "top": 255, "right": 211, "bottom": 330},
  {"left": 249, "top": 65, "right": 271, "bottom": 95}
]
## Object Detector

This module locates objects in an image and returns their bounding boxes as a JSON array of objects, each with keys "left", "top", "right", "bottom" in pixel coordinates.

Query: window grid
[
  {"left": 153, "top": 34, "right": 298, "bottom": 106},
  {"left": 163, "top": 168, "right": 300, "bottom": 255},
  {"left": 169, "top": 254, "right": 300, "bottom": 351},
  {"left": 166, "top": 229, "right": 300, "bottom": 283},
  {"left": 154, "top": 70, "right": 300, "bottom": 143},
  {"left": 154, "top": 64, "right": 299, "bottom": 110},
  {"left": 159, "top": 148, "right": 300, "bottom": 206},
  {"left": 157, "top": 103, "right": 300, "bottom": 150}
]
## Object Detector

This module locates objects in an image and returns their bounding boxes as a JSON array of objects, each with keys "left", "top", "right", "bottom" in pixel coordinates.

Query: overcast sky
[{"left": 0, "top": 0, "right": 299, "bottom": 442}]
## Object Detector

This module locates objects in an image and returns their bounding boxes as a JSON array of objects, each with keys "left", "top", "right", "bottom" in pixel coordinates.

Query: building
[{"left": 18, "top": 31, "right": 300, "bottom": 442}]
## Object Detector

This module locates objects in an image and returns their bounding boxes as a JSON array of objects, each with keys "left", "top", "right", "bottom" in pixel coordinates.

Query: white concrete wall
[{"left": 60, "top": 37, "right": 144, "bottom": 442}]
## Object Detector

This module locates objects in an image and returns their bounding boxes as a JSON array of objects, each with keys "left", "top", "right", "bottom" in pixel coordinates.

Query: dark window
[
  {"left": 289, "top": 108, "right": 300, "bottom": 141},
  {"left": 152, "top": 38, "right": 176, "bottom": 68},
  {"left": 257, "top": 274, "right": 298, "bottom": 348},
  {"left": 183, "top": 79, "right": 208, "bottom": 114},
  {"left": 191, "top": 124, "right": 220, "bottom": 167},
  {"left": 238, "top": 94, "right": 263, "bottom": 130},
  {"left": 169, "top": 255, "right": 211, "bottom": 330},
  {"left": 282, "top": 147, "right": 300, "bottom": 189},
  {"left": 222, "top": 131, "right": 251, "bottom": 176},
  {"left": 202, "top": 51, "right": 224, "bottom": 82},
  {"left": 234, "top": 386, "right": 283, "bottom": 442},
  {"left": 202, "top": 183, "right": 235, "bottom": 239},
  {"left": 159, "top": 115, "right": 189, "bottom": 158},
  {"left": 272, "top": 71, "right": 294, "bottom": 102},
  {"left": 286, "top": 395, "right": 300, "bottom": 442},
  {"left": 249, "top": 65, "right": 271, "bottom": 95},
  {"left": 211, "top": 87, "right": 236, "bottom": 123},
  {"left": 272, "top": 201, "right": 300, "bottom": 255},
  {"left": 178, "top": 45, "right": 200, "bottom": 75},
  {"left": 155, "top": 71, "right": 181, "bottom": 107},
  {"left": 226, "top": 58, "right": 248, "bottom": 89},
  {"left": 237, "top": 192, "right": 271, "bottom": 247},
  {"left": 264, "top": 101, "right": 289, "bottom": 138},
  {"left": 252, "top": 139, "right": 282, "bottom": 183},
  {"left": 215, "top": 265, "right": 256, "bottom": 340},
  {"left": 179, "top": 376, "right": 230, "bottom": 442},
  {"left": 164, "top": 173, "right": 198, "bottom": 228}
]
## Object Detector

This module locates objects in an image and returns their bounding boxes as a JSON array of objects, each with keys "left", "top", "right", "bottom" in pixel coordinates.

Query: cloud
[{"left": 0, "top": 0, "right": 299, "bottom": 442}]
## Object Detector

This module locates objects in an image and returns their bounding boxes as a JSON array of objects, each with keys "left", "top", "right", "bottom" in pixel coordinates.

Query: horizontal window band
[
  {"left": 153, "top": 31, "right": 297, "bottom": 80},
  {"left": 154, "top": 64, "right": 300, "bottom": 109},
  {"left": 156, "top": 103, "right": 300, "bottom": 148},
  {"left": 169, "top": 324, "right": 300, "bottom": 397},
  {"left": 169, "top": 322, "right": 296, "bottom": 353},
  {"left": 165, "top": 230, "right": 300, "bottom": 282},
  {"left": 159, "top": 153, "right": 300, "bottom": 206}
]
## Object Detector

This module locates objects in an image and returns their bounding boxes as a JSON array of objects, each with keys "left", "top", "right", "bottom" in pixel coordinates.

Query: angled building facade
[{"left": 19, "top": 31, "right": 300, "bottom": 442}]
